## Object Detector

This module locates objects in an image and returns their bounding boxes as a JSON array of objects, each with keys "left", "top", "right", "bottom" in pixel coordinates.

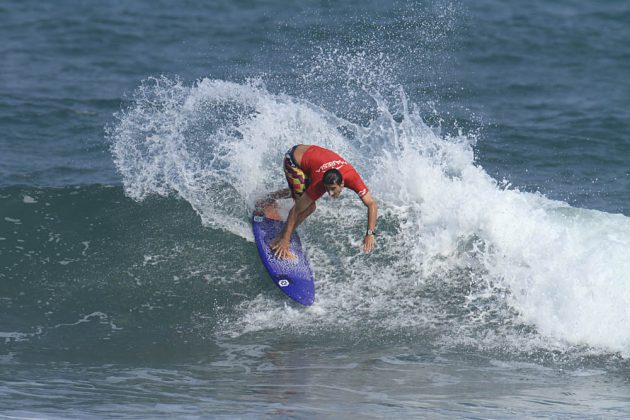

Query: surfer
[{"left": 266, "top": 144, "right": 378, "bottom": 259}]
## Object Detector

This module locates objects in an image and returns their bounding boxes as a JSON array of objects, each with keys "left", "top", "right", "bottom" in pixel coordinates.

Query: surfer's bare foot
[
  {"left": 256, "top": 189, "right": 291, "bottom": 211},
  {"left": 255, "top": 197, "right": 273, "bottom": 212}
]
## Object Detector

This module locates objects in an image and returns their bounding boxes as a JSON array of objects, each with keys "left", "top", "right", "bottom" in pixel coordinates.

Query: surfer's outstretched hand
[
  {"left": 363, "top": 234, "right": 375, "bottom": 253},
  {"left": 270, "top": 236, "right": 297, "bottom": 260}
]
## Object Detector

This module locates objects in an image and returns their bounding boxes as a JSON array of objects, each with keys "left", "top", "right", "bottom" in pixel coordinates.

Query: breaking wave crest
[{"left": 108, "top": 72, "right": 630, "bottom": 357}]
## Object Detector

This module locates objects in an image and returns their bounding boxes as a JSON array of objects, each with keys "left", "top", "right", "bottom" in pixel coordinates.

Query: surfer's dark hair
[{"left": 323, "top": 169, "right": 343, "bottom": 185}]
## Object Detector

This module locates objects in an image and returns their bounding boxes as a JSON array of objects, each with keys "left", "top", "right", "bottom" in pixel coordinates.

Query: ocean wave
[{"left": 106, "top": 74, "right": 630, "bottom": 357}]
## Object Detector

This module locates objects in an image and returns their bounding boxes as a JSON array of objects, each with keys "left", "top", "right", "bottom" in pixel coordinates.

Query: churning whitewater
[{"left": 109, "top": 76, "right": 630, "bottom": 356}]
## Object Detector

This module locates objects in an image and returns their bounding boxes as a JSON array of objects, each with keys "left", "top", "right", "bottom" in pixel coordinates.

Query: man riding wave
[{"left": 265, "top": 144, "right": 378, "bottom": 259}]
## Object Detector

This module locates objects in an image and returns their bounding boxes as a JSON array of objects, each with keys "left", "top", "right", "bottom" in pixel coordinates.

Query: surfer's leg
[
  {"left": 255, "top": 189, "right": 290, "bottom": 211},
  {"left": 295, "top": 201, "right": 316, "bottom": 228}
]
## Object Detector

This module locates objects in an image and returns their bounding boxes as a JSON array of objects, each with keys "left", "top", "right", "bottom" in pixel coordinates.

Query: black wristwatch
[{"left": 366, "top": 229, "right": 375, "bottom": 236}]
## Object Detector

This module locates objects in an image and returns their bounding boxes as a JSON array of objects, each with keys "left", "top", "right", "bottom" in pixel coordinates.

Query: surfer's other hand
[
  {"left": 363, "top": 234, "right": 375, "bottom": 253},
  {"left": 270, "top": 236, "right": 295, "bottom": 259}
]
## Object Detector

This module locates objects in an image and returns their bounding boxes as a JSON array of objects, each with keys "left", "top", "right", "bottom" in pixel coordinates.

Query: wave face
[{"left": 108, "top": 72, "right": 630, "bottom": 357}]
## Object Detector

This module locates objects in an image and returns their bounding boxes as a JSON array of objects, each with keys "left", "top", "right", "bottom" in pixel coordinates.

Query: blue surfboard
[{"left": 252, "top": 203, "right": 315, "bottom": 306}]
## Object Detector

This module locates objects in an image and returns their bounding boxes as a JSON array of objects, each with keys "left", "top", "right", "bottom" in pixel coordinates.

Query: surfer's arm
[
  {"left": 271, "top": 194, "right": 314, "bottom": 259},
  {"left": 360, "top": 192, "right": 378, "bottom": 253}
]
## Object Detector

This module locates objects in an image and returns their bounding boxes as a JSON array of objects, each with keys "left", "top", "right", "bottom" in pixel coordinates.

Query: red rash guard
[{"left": 300, "top": 146, "right": 368, "bottom": 201}]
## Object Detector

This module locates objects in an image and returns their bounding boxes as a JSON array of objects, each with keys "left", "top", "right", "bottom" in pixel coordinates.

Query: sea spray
[{"left": 108, "top": 75, "right": 630, "bottom": 356}]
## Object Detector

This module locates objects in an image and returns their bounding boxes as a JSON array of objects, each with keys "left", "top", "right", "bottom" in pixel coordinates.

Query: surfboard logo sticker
[{"left": 278, "top": 279, "right": 290, "bottom": 287}]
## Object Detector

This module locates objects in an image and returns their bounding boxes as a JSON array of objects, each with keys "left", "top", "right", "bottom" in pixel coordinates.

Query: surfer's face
[{"left": 324, "top": 182, "right": 344, "bottom": 199}]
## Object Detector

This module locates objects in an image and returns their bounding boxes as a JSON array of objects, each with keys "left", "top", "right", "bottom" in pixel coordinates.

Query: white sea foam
[
  {"left": 22, "top": 194, "right": 37, "bottom": 204},
  {"left": 109, "top": 75, "right": 630, "bottom": 357}
]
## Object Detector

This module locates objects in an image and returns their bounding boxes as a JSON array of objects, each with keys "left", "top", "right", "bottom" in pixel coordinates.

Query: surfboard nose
[{"left": 276, "top": 274, "right": 315, "bottom": 306}]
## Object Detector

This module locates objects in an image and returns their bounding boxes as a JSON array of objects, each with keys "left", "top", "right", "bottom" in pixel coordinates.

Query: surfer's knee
[{"left": 297, "top": 202, "right": 316, "bottom": 225}]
